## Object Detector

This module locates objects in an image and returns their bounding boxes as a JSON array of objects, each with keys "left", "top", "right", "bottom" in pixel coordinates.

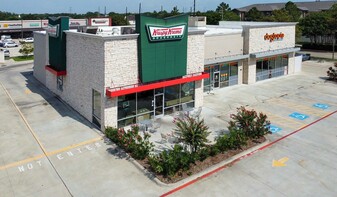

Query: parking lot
[
  {"left": 0, "top": 60, "right": 336, "bottom": 196},
  {"left": 1, "top": 39, "right": 29, "bottom": 58}
]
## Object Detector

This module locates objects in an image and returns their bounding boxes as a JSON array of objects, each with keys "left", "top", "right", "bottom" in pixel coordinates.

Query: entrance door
[
  {"left": 154, "top": 94, "right": 164, "bottom": 117},
  {"left": 213, "top": 71, "right": 220, "bottom": 88}
]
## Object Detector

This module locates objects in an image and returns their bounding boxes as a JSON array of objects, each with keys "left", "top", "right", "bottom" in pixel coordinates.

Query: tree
[
  {"left": 203, "top": 11, "right": 221, "bottom": 25},
  {"left": 245, "top": 7, "right": 263, "bottom": 21},
  {"left": 174, "top": 115, "right": 210, "bottom": 154},
  {"left": 284, "top": 1, "right": 301, "bottom": 22},
  {"left": 271, "top": 9, "right": 292, "bottom": 22},
  {"left": 170, "top": 6, "right": 180, "bottom": 15},
  {"left": 300, "top": 12, "right": 329, "bottom": 44},
  {"left": 216, "top": 2, "right": 231, "bottom": 12},
  {"left": 19, "top": 43, "right": 34, "bottom": 58}
]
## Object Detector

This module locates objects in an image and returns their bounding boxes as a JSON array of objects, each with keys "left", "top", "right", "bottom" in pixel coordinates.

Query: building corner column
[{"left": 243, "top": 58, "right": 256, "bottom": 84}]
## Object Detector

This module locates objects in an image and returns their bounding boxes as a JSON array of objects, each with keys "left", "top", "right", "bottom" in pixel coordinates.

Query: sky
[{"left": 0, "top": 0, "right": 333, "bottom": 14}]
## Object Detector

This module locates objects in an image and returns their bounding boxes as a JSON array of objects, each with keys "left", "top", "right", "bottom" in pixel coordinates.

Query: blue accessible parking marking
[
  {"left": 313, "top": 103, "right": 330, "bottom": 110},
  {"left": 289, "top": 112, "right": 309, "bottom": 120},
  {"left": 269, "top": 125, "right": 282, "bottom": 133}
]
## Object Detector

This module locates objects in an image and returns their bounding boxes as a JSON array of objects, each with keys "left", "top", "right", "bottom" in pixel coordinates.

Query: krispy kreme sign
[
  {"left": 264, "top": 33, "right": 284, "bottom": 42},
  {"left": 147, "top": 24, "right": 185, "bottom": 41}
]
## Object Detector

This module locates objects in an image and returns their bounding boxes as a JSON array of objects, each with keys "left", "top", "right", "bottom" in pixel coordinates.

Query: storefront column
[
  {"left": 238, "top": 61, "right": 244, "bottom": 85},
  {"left": 103, "top": 97, "right": 118, "bottom": 129},
  {"left": 243, "top": 58, "right": 256, "bottom": 84},
  {"left": 287, "top": 52, "right": 296, "bottom": 75},
  {"left": 194, "top": 80, "right": 204, "bottom": 108}
]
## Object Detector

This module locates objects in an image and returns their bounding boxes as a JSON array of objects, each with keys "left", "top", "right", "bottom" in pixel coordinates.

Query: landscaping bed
[
  {"left": 137, "top": 136, "right": 266, "bottom": 184},
  {"left": 105, "top": 106, "right": 271, "bottom": 184}
]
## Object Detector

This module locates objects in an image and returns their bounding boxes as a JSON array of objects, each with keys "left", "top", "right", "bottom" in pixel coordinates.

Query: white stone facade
[
  {"left": 245, "top": 25, "right": 295, "bottom": 54},
  {"left": 103, "top": 36, "right": 139, "bottom": 129},
  {"left": 242, "top": 24, "right": 297, "bottom": 84}
]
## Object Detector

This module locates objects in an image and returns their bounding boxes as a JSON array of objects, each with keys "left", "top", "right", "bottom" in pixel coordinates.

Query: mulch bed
[{"left": 136, "top": 136, "right": 266, "bottom": 184}]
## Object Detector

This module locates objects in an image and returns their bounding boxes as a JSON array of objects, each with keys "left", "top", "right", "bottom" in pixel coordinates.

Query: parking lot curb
[{"left": 128, "top": 139, "right": 270, "bottom": 188}]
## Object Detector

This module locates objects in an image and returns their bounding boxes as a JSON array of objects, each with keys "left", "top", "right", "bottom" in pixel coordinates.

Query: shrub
[
  {"left": 105, "top": 126, "right": 154, "bottom": 160},
  {"left": 229, "top": 107, "right": 270, "bottom": 139},
  {"left": 174, "top": 115, "right": 210, "bottom": 153},
  {"left": 327, "top": 63, "right": 337, "bottom": 81},
  {"left": 216, "top": 128, "right": 247, "bottom": 151},
  {"left": 148, "top": 144, "right": 194, "bottom": 177}
]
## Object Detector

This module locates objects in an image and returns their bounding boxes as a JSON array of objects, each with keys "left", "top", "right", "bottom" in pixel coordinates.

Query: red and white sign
[
  {"left": 89, "top": 18, "right": 111, "bottom": 26},
  {"left": 147, "top": 24, "right": 185, "bottom": 41}
]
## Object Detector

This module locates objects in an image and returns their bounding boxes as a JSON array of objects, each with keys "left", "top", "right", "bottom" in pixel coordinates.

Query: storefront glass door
[{"left": 213, "top": 71, "right": 220, "bottom": 88}]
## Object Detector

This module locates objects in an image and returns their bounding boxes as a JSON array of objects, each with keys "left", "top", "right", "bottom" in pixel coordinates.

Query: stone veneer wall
[
  {"left": 187, "top": 33, "right": 205, "bottom": 108},
  {"left": 243, "top": 25, "right": 296, "bottom": 84},
  {"left": 103, "top": 37, "right": 139, "bottom": 128},
  {"left": 247, "top": 25, "right": 295, "bottom": 53},
  {"left": 45, "top": 32, "right": 105, "bottom": 129}
]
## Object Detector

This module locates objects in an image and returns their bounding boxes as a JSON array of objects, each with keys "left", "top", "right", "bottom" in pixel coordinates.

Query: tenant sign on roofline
[
  {"left": 264, "top": 33, "right": 284, "bottom": 42},
  {"left": 147, "top": 24, "right": 185, "bottom": 41}
]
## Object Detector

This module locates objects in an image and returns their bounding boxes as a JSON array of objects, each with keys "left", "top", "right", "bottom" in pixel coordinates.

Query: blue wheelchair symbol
[
  {"left": 313, "top": 103, "right": 329, "bottom": 110},
  {"left": 269, "top": 125, "right": 282, "bottom": 133},
  {"left": 289, "top": 112, "right": 309, "bottom": 120}
]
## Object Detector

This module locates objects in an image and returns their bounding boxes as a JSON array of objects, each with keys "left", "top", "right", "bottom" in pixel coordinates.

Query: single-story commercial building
[{"left": 33, "top": 15, "right": 300, "bottom": 130}]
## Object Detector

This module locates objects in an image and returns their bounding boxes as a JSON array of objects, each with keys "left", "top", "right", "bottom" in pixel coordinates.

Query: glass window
[
  {"left": 93, "top": 89, "right": 101, "bottom": 119},
  {"left": 230, "top": 63, "right": 238, "bottom": 76},
  {"left": 269, "top": 58, "right": 276, "bottom": 70},
  {"left": 137, "top": 90, "right": 153, "bottom": 115},
  {"left": 165, "top": 84, "right": 180, "bottom": 107},
  {"left": 92, "top": 89, "right": 101, "bottom": 128},
  {"left": 220, "top": 64, "right": 229, "bottom": 82},
  {"left": 275, "top": 56, "right": 282, "bottom": 68},
  {"left": 282, "top": 55, "right": 288, "bottom": 67},
  {"left": 117, "top": 93, "right": 136, "bottom": 120},
  {"left": 180, "top": 82, "right": 194, "bottom": 103},
  {"left": 256, "top": 60, "right": 263, "bottom": 72},
  {"left": 263, "top": 60, "right": 269, "bottom": 70}
]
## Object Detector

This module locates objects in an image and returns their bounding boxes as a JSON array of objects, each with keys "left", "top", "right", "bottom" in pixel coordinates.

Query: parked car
[
  {"left": 296, "top": 53, "right": 311, "bottom": 61},
  {"left": 4, "top": 49, "right": 10, "bottom": 57},
  {"left": 3, "top": 41, "right": 18, "bottom": 48},
  {"left": 22, "top": 37, "right": 34, "bottom": 43}
]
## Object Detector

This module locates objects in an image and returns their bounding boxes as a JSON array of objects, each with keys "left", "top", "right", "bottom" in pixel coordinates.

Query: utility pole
[
  {"left": 221, "top": 6, "right": 224, "bottom": 21},
  {"left": 125, "top": 7, "right": 128, "bottom": 23},
  {"left": 139, "top": 3, "right": 142, "bottom": 14},
  {"left": 193, "top": 0, "right": 196, "bottom": 16}
]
